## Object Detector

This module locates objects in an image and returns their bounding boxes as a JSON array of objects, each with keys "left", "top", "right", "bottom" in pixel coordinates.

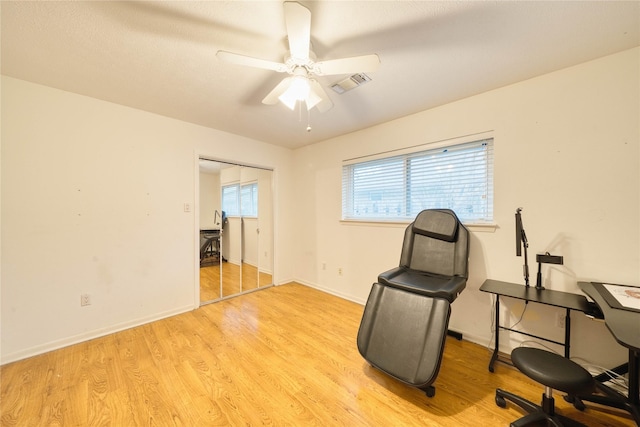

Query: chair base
[
  {"left": 496, "top": 389, "right": 588, "bottom": 427},
  {"left": 568, "top": 380, "right": 640, "bottom": 424}
]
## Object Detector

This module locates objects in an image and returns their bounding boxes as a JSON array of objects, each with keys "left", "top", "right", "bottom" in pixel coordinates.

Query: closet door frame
[{"left": 194, "top": 155, "right": 274, "bottom": 308}]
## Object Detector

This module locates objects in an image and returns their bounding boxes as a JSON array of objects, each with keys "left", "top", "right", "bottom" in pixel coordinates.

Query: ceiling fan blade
[
  {"left": 217, "top": 51, "right": 288, "bottom": 73},
  {"left": 283, "top": 1, "right": 311, "bottom": 62},
  {"left": 262, "top": 77, "right": 293, "bottom": 105},
  {"left": 309, "top": 79, "right": 333, "bottom": 113},
  {"left": 312, "top": 54, "right": 380, "bottom": 76}
]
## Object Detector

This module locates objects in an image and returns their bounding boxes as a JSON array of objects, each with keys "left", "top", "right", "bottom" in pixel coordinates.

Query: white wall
[
  {"left": 0, "top": 76, "right": 295, "bottom": 364},
  {"left": 291, "top": 47, "right": 640, "bottom": 368}
]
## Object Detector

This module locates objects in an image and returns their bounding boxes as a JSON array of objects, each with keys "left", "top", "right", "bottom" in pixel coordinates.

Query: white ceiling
[{"left": 2, "top": 1, "right": 639, "bottom": 149}]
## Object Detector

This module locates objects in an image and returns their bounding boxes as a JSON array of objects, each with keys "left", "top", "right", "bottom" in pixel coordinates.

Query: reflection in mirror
[
  {"left": 241, "top": 166, "right": 259, "bottom": 292},
  {"left": 199, "top": 159, "right": 273, "bottom": 305},
  {"left": 220, "top": 165, "right": 242, "bottom": 297},
  {"left": 199, "top": 160, "right": 223, "bottom": 302},
  {"left": 257, "top": 169, "right": 273, "bottom": 287}
]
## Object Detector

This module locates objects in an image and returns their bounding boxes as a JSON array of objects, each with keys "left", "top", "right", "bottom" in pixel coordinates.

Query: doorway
[{"left": 198, "top": 159, "right": 274, "bottom": 305}]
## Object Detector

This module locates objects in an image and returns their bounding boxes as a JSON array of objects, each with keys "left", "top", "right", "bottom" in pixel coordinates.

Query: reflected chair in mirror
[
  {"left": 199, "top": 230, "right": 220, "bottom": 266},
  {"left": 200, "top": 211, "right": 226, "bottom": 267},
  {"left": 357, "top": 209, "right": 469, "bottom": 397}
]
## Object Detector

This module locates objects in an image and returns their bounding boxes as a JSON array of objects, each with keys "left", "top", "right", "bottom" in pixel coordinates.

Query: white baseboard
[
  {"left": 1, "top": 304, "right": 194, "bottom": 365},
  {"left": 288, "top": 280, "right": 495, "bottom": 352},
  {"left": 290, "top": 278, "right": 367, "bottom": 306}
]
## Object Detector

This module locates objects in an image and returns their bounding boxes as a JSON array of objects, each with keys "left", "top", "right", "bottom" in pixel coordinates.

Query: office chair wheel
[
  {"left": 495, "top": 394, "right": 507, "bottom": 408},
  {"left": 563, "top": 394, "right": 586, "bottom": 411}
]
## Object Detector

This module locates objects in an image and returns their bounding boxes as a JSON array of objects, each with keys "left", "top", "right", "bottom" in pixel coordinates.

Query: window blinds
[{"left": 342, "top": 138, "right": 494, "bottom": 223}]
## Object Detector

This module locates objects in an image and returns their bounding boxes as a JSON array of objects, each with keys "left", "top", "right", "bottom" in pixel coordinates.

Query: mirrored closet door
[{"left": 199, "top": 159, "right": 273, "bottom": 304}]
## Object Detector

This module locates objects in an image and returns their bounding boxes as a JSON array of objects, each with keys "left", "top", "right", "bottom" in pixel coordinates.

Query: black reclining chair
[
  {"left": 357, "top": 209, "right": 469, "bottom": 397},
  {"left": 378, "top": 208, "right": 469, "bottom": 302}
]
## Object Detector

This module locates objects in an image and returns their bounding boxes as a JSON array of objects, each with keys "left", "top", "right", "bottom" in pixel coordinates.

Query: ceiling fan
[{"left": 216, "top": 1, "right": 380, "bottom": 113}]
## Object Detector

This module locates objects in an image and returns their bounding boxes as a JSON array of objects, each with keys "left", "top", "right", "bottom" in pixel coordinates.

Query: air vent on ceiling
[{"left": 330, "top": 73, "right": 372, "bottom": 94}]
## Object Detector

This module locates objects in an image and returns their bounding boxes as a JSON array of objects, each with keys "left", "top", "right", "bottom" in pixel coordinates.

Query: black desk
[
  {"left": 577, "top": 281, "right": 640, "bottom": 424},
  {"left": 480, "top": 279, "right": 590, "bottom": 372}
]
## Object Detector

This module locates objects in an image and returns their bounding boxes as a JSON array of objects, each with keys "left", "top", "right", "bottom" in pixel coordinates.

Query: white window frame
[{"left": 342, "top": 138, "right": 494, "bottom": 225}]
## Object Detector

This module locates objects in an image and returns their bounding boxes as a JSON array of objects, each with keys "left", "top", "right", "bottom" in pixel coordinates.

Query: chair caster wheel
[
  {"left": 564, "top": 395, "right": 586, "bottom": 411},
  {"left": 495, "top": 394, "right": 507, "bottom": 408},
  {"left": 424, "top": 386, "right": 435, "bottom": 397}
]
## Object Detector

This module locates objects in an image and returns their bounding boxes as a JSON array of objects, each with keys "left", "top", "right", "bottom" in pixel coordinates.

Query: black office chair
[
  {"left": 496, "top": 347, "right": 596, "bottom": 427},
  {"left": 199, "top": 231, "right": 220, "bottom": 265},
  {"left": 357, "top": 209, "right": 469, "bottom": 397},
  {"left": 377, "top": 208, "right": 470, "bottom": 302}
]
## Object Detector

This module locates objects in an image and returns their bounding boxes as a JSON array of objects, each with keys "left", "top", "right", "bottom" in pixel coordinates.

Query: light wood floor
[
  {"left": 1, "top": 283, "right": 634, "bottom": 426},
  {"left": 200, "top": 262, "right": 273, "bottom": 302}
]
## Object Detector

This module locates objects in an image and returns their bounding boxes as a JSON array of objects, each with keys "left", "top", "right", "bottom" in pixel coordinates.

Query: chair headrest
[{"left": 412, "top": 209, "right": 460, "bottom": 242}]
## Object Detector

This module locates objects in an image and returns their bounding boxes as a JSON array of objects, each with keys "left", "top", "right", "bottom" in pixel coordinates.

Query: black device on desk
[
  {"left": 574, "top": 281, "right": 640, "bottom": 424},
  {"left": 515, "top": 208, "right": 530, "bottom": 287},
  {"left": 535, "top": 253, "right": 564, "bottom": 290},
  {"left": 516, "top": 208, "right": 565, "bottom": 291}
]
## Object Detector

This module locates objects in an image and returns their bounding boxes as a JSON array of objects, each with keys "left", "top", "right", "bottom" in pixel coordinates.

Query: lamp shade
[{"left": 278, "top": 75, "right": 312, "bottom": 110}]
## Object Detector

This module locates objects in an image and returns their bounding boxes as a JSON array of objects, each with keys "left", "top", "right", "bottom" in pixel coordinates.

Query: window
[
  {"left": 222, "top": 182, "right": 258, "bottom": 217},
  {"left": 222, "top": 184, "right": 240, "bottom": 216},
  {"left": 241, "top": 183, "right": 258, "bottom": 217},
  {"left": 342, "top": 138, "right": 494, "bottom": 223}
]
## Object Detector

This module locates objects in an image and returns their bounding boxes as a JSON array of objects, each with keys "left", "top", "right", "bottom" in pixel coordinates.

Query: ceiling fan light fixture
[
  {"left": 278, "top": 74, "right": 313, "bottom": 110},
  {"left": 220, "top": 2, "right": 375, "bottom": 114},
  {"left": 305, "top": 87, "right": 322, "bottom": 109},
  {"left": 278, "top": 92, "right": 298, "bottom": 110}
]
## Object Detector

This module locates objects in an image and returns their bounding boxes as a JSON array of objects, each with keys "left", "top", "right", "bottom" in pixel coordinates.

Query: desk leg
[
  {"left": 564, "top": 308, "right": 571, "bottom": 359},
  {"left": 489, "top": 295, "right": 500, "bottom": 372},
  {"left": 630, "top": 349, "right": 639, "bottom": 409}
]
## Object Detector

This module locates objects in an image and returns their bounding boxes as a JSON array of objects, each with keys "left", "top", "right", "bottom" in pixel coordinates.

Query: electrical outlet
[
  {"left": 322, "top": 262, "right": 326, "bottom": 270},
  {"left": 555, "top": 312, "right": 565, "bottom": 329},
  {"left": 80, "top": 293, "right": 91, "bottom": 306},
  {"left": 338, "top": 267, "right": 343, "bottom": 276}
]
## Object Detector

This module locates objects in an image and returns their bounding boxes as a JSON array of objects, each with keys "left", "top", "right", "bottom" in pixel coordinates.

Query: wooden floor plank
[
  {"left": 1, "top": 283, "right": 635, "bottom": 426},
  {"left": 200, "top": 262, "right": 273, "bottom": 303}
]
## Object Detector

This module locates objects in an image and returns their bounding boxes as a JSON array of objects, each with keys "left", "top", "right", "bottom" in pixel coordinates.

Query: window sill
[{"left": 340, "top": 219, "right": 498, "bottom": 233}]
